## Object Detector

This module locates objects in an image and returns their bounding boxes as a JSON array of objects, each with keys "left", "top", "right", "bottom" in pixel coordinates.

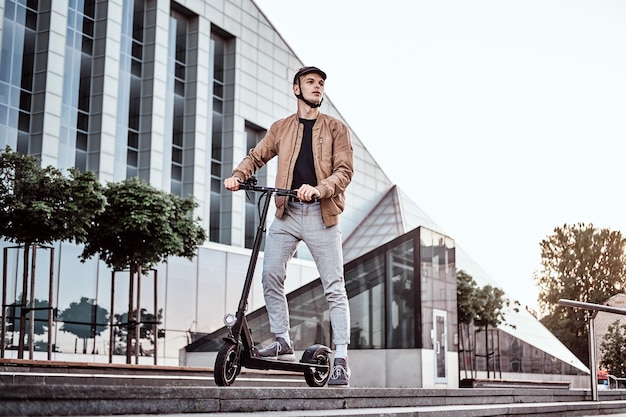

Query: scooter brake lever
[{"left": 239, "top": 176, "right": 258, "bottom": 187}]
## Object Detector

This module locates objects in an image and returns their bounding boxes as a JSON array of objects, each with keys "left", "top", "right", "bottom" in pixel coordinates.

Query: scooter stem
[{"left": 232, "top": 190, "right": 273, "bottom": 337}]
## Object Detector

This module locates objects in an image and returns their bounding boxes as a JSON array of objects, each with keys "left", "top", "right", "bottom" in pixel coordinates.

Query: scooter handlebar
[{"left": 238, "top": 176, "right": 298, "bottom": 198}]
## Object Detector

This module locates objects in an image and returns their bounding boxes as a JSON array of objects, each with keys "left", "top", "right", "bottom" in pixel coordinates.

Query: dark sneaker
[
  {"left": 328, "top": 357, "right": 350, "bottom": 386},
  {"left": 258, "top": 337, "right": 296, "bottom": 361}
]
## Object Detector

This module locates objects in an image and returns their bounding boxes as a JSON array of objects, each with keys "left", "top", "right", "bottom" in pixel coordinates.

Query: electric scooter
[{"left": 213, "top": 177, "right": 332, "bottom": 387}]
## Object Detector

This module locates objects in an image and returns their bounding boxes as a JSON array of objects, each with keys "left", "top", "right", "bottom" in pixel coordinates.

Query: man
[{"left": 224, "top": 66, "right": 353, "bottom": 386}]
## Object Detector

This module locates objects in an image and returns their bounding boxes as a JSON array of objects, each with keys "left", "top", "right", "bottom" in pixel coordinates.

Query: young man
[{"left": 224, "top": 66, "right": 354, "bottom": 386}]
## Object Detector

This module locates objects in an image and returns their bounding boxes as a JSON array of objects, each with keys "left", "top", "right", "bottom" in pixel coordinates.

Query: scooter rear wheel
[
  {"left": 214, "top": 341, "right": 241, "bottom": 386},
  {"left": 302, "top": 345, "right": 332, "bottom": 387}
]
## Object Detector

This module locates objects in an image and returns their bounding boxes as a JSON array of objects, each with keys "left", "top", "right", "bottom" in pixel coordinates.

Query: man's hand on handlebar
[
  {"left": 224, "top": 176, "right": 241, "bottom": 191},
  {"left": 296, "top": 184, "right": 321, "bottom": 202}
]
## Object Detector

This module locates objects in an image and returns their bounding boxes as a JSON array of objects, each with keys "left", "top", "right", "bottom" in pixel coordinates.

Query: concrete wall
[{"left": 347, "top": 349, "right": 460, "bottom": 388}]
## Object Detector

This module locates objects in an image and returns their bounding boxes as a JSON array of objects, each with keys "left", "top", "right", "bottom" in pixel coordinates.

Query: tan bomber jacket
[{"left": 232, "top": 113, "right": 354, "bottom": 227}]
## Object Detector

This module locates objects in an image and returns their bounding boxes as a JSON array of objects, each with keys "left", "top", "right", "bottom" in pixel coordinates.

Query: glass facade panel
[
  {"left": 345, "top": 227, "right": 456, "bottom": 351},
  {"left": 387, "top": 239, "right": 416, "bottom": 348},
  {"left": 208, "top": 28, "right": 234, "bottom": 244},
  {"left": 124, "top": 0, "right": 151, "bottom": 182},
  {"left": 1, "top": 245, "right": 55, "bottom": 353},
  {"left": 420, "top": 228, "right": 457, "bottom": 351},
  {"left": 162, "top": 256, "right": 197, "bottom": 358},
  {"left": 209, "top": 34, "right": 225, "bottom": 243},
  {"left": 195, "top": 249, "right": 226, "bottom": 333},
  {"left": 460, "top": 326, "right": 582, "bottom": 376},
  {"left": 346, "top": 255, "right": 385, "bottom": 349},
  {"left": 168, "top": 7, "right": 197, "bottom": 197},
  {"left": 0, "top": 0, "right": 45, "bottom": 152},
  {"left": 55, "top": 244, "right": 104, "bottom": 354},
  {"left": 61, "top": 0, "right": 96, "bottom": 171}
]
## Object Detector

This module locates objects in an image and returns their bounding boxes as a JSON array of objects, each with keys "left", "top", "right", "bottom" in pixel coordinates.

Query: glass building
[{"left": 0, "top": 0, "right": 588, "bottom": 388}]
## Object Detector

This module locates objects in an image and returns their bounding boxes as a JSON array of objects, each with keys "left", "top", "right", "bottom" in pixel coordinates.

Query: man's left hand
[{"left": 296, "top": 184, "right": 321, "bottom": 201}]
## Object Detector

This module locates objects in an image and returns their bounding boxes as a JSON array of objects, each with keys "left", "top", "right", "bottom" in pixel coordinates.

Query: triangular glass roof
[{"left": 343, "top": 185, "right": 442, "bottom": 263}]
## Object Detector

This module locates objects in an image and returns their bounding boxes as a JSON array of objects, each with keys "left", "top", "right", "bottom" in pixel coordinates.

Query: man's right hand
[{"left": 224, "top": 176, "right": 241, "bottom": 191}]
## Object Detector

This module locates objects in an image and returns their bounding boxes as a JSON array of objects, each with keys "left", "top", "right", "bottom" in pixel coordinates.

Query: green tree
[
  {"left": 4, "top": 297, "right": 50, "bottom": 340},
  {"left": 0, "top": 147, "right": 106, "bottom": 248},
  {"left": 535, "top": 223, "right": 626, "bottom": 365},
  {"left": 112, "top": 308, "right": 164, "bottom": 356},
  {"left": 474, "top": 284, "right": 509, "bottom": 329},
  {"left": 457, "top": 270, "right": 479, "bottom": 327},
  {"left": 457, "top": 270, "right": 479, "bottom": 379},
  {"left": 58, "top": 297, "right": 109, "bottom": 354},
  {"left": 600, "top": 320, "right": 626, "bottom": 381},
  {"left": 457, "top": 270, "right": 514, "bottom": 329},
  {"left": 457, "top": 270, "right": 516, "bottom": 379},
  {"left": 80, "top": 177, "right": 206, "bottom": 271},
  {"left": 0, "top": 147, "right": 106, "bottom": 357},
  {"left": 79, "top": 177, "right": 206, "bottom": 361}
]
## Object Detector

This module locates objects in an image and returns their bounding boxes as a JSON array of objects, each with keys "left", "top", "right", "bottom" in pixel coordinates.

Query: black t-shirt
[{"left": 292, "top": 118, "right": 317, "bottom": 189}]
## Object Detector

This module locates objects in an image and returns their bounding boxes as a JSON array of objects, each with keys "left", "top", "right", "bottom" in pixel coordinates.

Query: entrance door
[{"left": 433, "top": 309, "right": 447, "bottom": 384}]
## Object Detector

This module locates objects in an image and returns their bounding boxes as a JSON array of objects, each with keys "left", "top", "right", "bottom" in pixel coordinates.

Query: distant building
[
  {"left": 0, "top": 0, "right": 587, "bottom": 388},
  {"left": 594, "top": 294, "right": 626, "bottom": 374}
]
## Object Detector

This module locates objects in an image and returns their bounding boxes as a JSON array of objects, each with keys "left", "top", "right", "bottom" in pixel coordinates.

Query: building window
[
  {"left": 125, "top": 0, "right": 147, "bottom": 180},
  {"left": 209, "top": 29, "right": 234, "bottom": 243},
  {"left": 387, "top": 240, "right": 416, "bottom": 348},
  {"left": 244, "top": 124, "right": 266, "bottom": 249},
  {"left": 346, "top": 255, "right": 385, "bottom": 349},
  {"left": 0, "top": 0, "right": 49, "bottom": 154},
  {"left": 344, "top": 229, "right": 431, "bottom": 350},
  {"left": 419, "top": 229, "right": 456, "bottom": 350},
  {"left": 60, "top": 0, "right": 97, "bottom": 171},
  {"left": 168, "top": 7, "right": 197, "bottom": 197}
]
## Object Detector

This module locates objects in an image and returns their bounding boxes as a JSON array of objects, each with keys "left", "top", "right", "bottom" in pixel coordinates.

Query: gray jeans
[{"left": 262, "top": 201, "right": 350, "bottom": 346}]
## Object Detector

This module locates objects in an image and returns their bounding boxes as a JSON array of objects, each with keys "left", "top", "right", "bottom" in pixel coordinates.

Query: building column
[
  {"left": 40, "top": 0, "right": 68, "bottom": 167},
  {"left": 194, "top": 16, "right": 211, "bottom": 232},
  {"left": 98, "top": 0, "right": 124, "bottom": 182}
]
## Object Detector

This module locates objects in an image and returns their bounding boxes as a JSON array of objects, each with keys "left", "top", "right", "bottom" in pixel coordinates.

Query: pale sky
[{"left": 253, "top": 0, "right": 626, "bottom": 310}]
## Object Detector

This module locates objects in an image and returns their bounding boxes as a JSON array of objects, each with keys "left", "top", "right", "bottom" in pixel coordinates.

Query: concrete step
[
  {"left": 2, "top": 384, "right": 626, "bottom": 416},
  {"left": 0, "top": 358, "right": 304, "bottom": 387}
]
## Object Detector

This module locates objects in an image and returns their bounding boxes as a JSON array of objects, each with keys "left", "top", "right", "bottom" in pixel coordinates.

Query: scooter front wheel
[{"left": 214, "top": 341, "right": 241, "bottom": 386}]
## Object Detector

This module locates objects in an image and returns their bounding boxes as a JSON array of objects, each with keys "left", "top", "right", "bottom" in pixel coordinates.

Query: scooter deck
[{"left": 242, "top": 355, "right": 329, "bottom": 373}]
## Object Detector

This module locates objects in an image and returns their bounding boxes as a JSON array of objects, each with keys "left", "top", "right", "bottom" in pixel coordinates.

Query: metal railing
[
  {"left": 558, "top": 299, "right": 626, "bottom": 401},
  {"left": 607, "top": 374, "right": 626, "bottom": 390}
]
